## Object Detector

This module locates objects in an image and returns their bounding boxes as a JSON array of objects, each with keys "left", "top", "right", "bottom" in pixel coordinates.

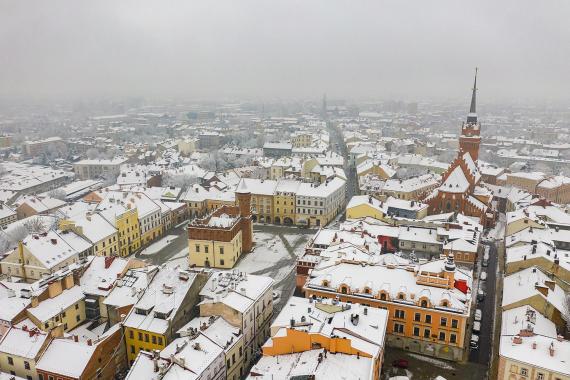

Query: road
[
  {"left": 468, "top": 241, "right": 498, "bottom": 367},
  {"left": 326, "top": 120, "right": 358, "bottom": 203}
]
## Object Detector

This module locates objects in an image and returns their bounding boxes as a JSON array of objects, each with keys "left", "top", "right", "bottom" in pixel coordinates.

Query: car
[
  {"left": 470, "top": 335, "right": 479, "bottom": 349},
  {"left": 392, "top": 359, "right": 409, "bottom": 369},
  {"left": 475, "top": 309, "right": 482, "bottom": 321},
  {"left": 480, "top": 271, "right": 487, "bottom": 281},
  {"left": 477, "top": 289, "right": 485, "bottom": 302},
  {"left": 473, "top": 321, "right": 481, "bottom": 332}
]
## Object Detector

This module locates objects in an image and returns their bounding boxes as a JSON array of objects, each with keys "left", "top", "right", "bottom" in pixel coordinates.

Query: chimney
[
  {"left": 549, "top": 342, "right": 555, "bottom": 357},
  {"left": 104, "top": 256, "right": 115, "bottom": 269},
  {"left": 73, "top": 335, "right": 79, "bottom": 342},
  {"left": 87, "top": 339, "right": 92, "bottom": 346}
]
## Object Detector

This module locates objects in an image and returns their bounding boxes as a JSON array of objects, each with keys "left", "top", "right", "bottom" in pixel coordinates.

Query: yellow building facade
[
  {"left": 117, "top": 208, "right": 141, "bottom": 256},
  {"left": 189, "top": 231, "right": 243, "bottom": 269},
  {"left": 124, "top": 326, "right": 167, "bottom": 363}
]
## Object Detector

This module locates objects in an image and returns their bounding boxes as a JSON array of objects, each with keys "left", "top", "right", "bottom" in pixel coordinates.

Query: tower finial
[{"left": 467, "top": 67, "right": 478, "bottom": 123}]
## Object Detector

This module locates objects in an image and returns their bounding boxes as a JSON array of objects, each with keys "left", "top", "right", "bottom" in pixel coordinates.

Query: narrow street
[
  {"left": 326, "top": 120, "right": 358, "bottom": 202},
  {"left": 468, "top": 241, "right": 498, "bottom": 367}
]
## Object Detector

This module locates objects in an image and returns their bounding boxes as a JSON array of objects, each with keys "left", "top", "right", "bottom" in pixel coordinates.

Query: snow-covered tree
[{"left": 48, "top": 189, "right": 67, "bottom": 201}]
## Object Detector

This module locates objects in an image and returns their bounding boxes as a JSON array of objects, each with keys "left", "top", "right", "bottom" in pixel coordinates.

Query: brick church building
[{"left": 425, "top": 70, "right": 496, "bottom": 227}]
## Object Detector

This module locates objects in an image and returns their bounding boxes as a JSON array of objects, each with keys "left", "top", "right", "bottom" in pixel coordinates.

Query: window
[
  {"left": 413, "top": 326, "right": 420, "bottom": 336},
  {"left": 129, "top": 330, "right": 134, "bottom": 339},
  {"left": 394, "top": 310, "right": 405, "bottom": 319},
  {"left": 220, "top": 259, "right": 225, "bottom": 266},
  {"left": 380, "top": 293, "right": 387, "bottom": 301},
  {"left": 195, "top": 245, "right": 200, "bottom": 253},
  {"left": 138, "top": 332, "right": 143, "bottom": 341},
  {"left": 438, "top": 332, "right": 446, "bottom": 341},
  {"left": 145, "top": 333, "right": 149, "bottom": 342},
  {"left": 7, "top": 356, "right": 13, "bottom": 365},
  {"left": 75, "top": 304, "right": 79, "bottom": 310},
  {"left": 424, "top": 329, "right": 431, "bottom": 338},
  {"left": 420, "top": 299, "right": 428, "bottom": 308},
  {"left": 440, "top": 317, "right": 447, "bottom": 327},
  {"left": 24, "top": 361, "right": 30, "bottom": 370},
  {"left": 520, "top": 368, "right": 528, "bottom": 376},
  {"left": 341, "top": 286, "right": 348, "bottom": 294},
  {"left": 220, "top": 247, "right": 224, "bottom": 254},
  {"left": 393, "top": 323, "right": 404, "bottom": 334},
  {"left": 239, "top": 346, "right": 243, "bottom": 357},
  {"left": 76, "top": 315, "right": 81, "bottom": 322},
  {"left": 158, "top": 337, "right": 163, "bottom": 346},
  {"left": 451, "top": 319, "right": 458, "bottom": 329},
  {"left": 205, "top": 246, "right": 209, "bottom": 253},
  {"left": 450, "top": 333, "right": 457, "bottom": 344},
  {"left": 152, "top": 336, "right": 157, "bottom": 344},
  {"left": 414, "top": 313, "right": 421, "bottom": 322},
  {"left": 425, "top": 315, "right": 432, "bottom": 324},
  {"left": 227, "top": 359, "right": 231, "bottom": 369},
  {"left": 131, "top": 345, "right": 135, "bottom": 353},
  {"left": 537, "top": 374, "right": 544, "bottom": 380}
]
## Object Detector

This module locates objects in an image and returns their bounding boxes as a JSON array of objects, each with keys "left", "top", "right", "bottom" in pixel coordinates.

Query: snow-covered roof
[
  {"left": 499, "top": 334, "right": 570, "bottom": 377},
  {"left": 36, "top": 338, "right": 96, "bottom": 378},
  {"left": 306, "top": 261, "right": 472, "bottom": 314},
  {"left": 123, "top": 268, "right": 198, "bottom": 335},
  {"left": 200, "top": 271, "right": 273, "bottom": 313},
  {"left": 440, "top": 166, "right": 469, "bottom": 193},
  {"left": 0, "top": 324, "right": 49, "bottom": 359},
  {"left": 19, "top": 230, "right": 90, "bottom": 269},
  {"left": 80, "top": 256, "right": 130, "bottom": 297},
  {"left": 27, "top": 286, "right": 85, "bottom": 323},
  {"left": 502, "top": 266, "right": 566, "bottom": 313}
]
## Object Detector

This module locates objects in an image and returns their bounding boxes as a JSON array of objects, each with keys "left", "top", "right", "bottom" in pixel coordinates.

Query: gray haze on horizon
[{"left": 1, "top": 0, "right": 569, "bottom": 104}]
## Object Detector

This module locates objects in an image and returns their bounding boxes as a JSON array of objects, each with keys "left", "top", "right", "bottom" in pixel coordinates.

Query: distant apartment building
[
  {"left": 73, "top": 157, "right": 128, "bottom": 180},
  {"left": 22, "top": 136, "right": 66, "bottom": 157}
]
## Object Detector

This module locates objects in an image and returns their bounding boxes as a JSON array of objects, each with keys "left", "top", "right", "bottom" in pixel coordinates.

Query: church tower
[{"left": 459, "top": 68, "right": 481, "bottom": 161}]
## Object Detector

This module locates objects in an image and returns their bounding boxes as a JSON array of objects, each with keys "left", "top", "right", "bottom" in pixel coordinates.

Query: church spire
[{"left": 467, "top": 67, "right": 478, "bottom": 123}]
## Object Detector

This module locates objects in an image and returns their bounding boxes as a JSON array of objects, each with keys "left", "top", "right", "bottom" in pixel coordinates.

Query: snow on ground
[
  {"left": 487, "top": 218, "right": 505, "bottom": 240},
  {"left": 236, "top": 232, "right": 290, "bottom": 276},
  {"left": 140, "top": 235, "right": 178, "bottom": 255},
  {"left": 407, "top": 353, "right": 455, "bottom": 370}
]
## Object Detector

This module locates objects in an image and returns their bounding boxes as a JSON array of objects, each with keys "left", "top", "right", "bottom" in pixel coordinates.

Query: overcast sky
[{"left": 1, "top": 1, "right": 569, "bottom": 103}]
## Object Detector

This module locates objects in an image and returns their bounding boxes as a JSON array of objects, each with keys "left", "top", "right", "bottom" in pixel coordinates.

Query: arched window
[
  {"left": 380, "top": 293, "right": 387, "bottom": 301},
  {"left": 364, "top": 287, "right": 371, "bottom": 294},
  {"left": 398, "top": 293, "right": 405, "bottom": 300},
  {"left": 322, "top": 280, "right": 329, "bottom": 287},
  {"left": 441, "top": 300, "right": 449, "bottom": 307},
  {"left": 341, "top": 286, "right": 348, "bottom": 294},
  {"left": 420, "top": 299, "right": 428, "bottom": 308}
]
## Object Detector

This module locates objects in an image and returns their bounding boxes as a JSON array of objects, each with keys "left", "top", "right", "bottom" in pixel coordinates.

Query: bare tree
[
  {"left": 162, "top": 172, "right": 199, "bottom": 189},
  {"left": 48, "top": 188, "right": 67, "bottom": 201},
  {"left": 23, "top": 217, "right": 46, "bottom": 234},
  {"left": 86, "top": 148, "right": 100, "bottom": 159}
]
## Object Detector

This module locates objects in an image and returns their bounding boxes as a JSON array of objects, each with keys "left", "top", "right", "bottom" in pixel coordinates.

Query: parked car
[
  {"left": 475, "top": 309, "right": 482, "bottom": 321},
  {"left": 473, "top": 321, "right": 481, "bottom": 333},
  {"left": 480, "top": 271, "right": 487, "bottom": 281},
  {"left": 470, "top": 334, "right": 479, "bottom": 349},
  {"left": 477, "top": 289, "right": 485, "bottom": 302},
  {"left": 392, "top": 359, "right": 409, "bottom": 369}
]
